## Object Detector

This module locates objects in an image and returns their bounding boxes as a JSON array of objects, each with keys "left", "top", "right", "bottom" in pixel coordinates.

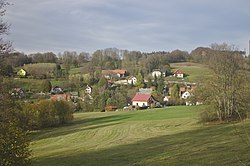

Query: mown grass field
[
  {"left": 12, "top": 78, "right": 64, "bottom": 92},
  {"left": 31, "top": 106, "right": 250, "bottom": 166},
  {"left": 169, "top": 62, "right": 213, "bottom": 82},
  {"left": 68, "top": 65, "right": 90, "bottom": 75}
]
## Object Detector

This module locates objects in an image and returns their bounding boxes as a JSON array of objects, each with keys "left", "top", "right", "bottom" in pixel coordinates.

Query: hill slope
[
  {"left": 31, "top": 106, "right": 250, "bottom": 166},
  {"left": 169, "top": 62, "right": 213, "bottom": 82}
]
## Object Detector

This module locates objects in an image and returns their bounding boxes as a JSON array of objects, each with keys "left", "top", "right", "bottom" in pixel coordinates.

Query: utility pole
[{"left": 249, "top": 40, "right": 250, "bottom": 56}]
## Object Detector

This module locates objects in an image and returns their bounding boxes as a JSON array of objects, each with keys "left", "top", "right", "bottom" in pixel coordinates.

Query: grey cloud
[{"left": 4, "top": 0, "right": 250, "bottom": 54}]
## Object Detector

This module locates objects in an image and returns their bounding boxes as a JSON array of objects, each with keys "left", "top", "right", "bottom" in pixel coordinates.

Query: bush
[
  {"left": 53, "top": 101, "right": 73, "bottom": 124},
  {"left": 199, "top": 106, "right": 249, "bottom": 123},
  {"left": 167, "top": 99, "right": 185, "bottom": 106},
  {"left": 21, "top": 100, "right": 73, "bottom": 130},
  {"left": 40, "top": 80, "right": 52, "bottom": 93},
  {"left": 21, "top": 102, "right": 40, "bottom": 130},
  {"left": 36, "top": 100, "right": 58, "bottom": 128},
  {"left": 199, "top": 106, "right": 219, "bottom": 123}
]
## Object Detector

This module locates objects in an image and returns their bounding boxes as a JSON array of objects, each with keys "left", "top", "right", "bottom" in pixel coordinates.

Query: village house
[
  {"left": 17, "top": 69, "right": 27, "bottom": 77},
  {"left": 179, "top": 87, "right": 186, "bottom": 96},
  {"left": 181, "top": 91, "right": 191, "bottom": 100},
  {"left": 163, "top": 96, "right": 171, "bottom": 102},
  {"left": 85, "top": 85, "right": 92, "bottom": 94},
  {"left": 127, "top": 76, "right": 137, "bottom": 85},
  {"left": 152, "top": 69, "right": 166, "bottom": 77},
  {"left": 102, "top": 69, "right": 127, "bottom": 79},
  {"left": 11, "top": 88, "right": 25, "bottom": 98},
  {"left": 131, "top": 93, "right": 157, "bottom": 108},
  {"left": 51, "top": 86, "right": 64, "bottom": 94},
  {"left": 173, "top": 70, "right": 184, "bottom": 78}
]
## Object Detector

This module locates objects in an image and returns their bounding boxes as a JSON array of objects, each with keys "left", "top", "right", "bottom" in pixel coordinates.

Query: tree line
[{"left": 192, "top": 44, "right": 250, "bottom": 122}]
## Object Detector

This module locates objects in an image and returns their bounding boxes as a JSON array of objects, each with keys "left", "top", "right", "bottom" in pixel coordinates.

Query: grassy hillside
[
  {"left": 12, "top": 78, "right": 64, "bottom": 92},
  {"left": 31, "top": 106, "right": 250, "bottom": 166},
  {"left": 68, "top": 65, "right": 90, "bottom": 75},
  {"left": 169, "top": 62, "right": 213, "bottom": 82}
]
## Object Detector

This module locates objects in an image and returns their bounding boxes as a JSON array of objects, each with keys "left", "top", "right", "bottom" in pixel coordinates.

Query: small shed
[{"left": 104, "top": 106, "right": 118, "bottom": 111}]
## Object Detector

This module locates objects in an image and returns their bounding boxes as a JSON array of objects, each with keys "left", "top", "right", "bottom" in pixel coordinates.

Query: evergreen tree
[
  {"left": 153, "top": 74, "right": 158, "bottom": 87},
  {"left": 136, "top": 70, "right": 144, "bottom": 89},
  {"left": 41, "top": 80, "right": 52, "bottom": 93},
  {"left": 170, "top": 84, "right": 180, "bottom": 100},
  {"left": 146, "top": 77, "right": 152, "bottom": 88},
  {"left": 157, "top": 75, "right": 165, "bottom": 94}
]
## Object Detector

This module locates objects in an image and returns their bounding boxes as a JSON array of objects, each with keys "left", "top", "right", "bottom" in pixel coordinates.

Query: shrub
[
  {"left": 200, "top": 106, "right": 249, "bottom": 123},
  {"left": 199, "top": 106, "right": 218, "bottom": 123},
  {"left": 53, "top": 100, "right": 73, "bottom": 124},
  {"left": 36, "top": 100, "right": 58, "bottom": 128},
  {"left": 40, "top": 80, "right": 52, "bottom": 93},
  {"left": 21, "top": 100, "right": 73, "bottom": 130},
  {"left": 21, "top": 102, "right": 40, "bottom": 130}
]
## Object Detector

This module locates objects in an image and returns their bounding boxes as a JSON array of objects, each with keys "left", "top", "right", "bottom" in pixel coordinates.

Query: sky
[{"left": 4, "top": 0, "right": 250, "bottom": 54}]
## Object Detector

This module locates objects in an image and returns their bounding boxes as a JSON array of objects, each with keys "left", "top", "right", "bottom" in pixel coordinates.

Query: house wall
[
  {"left": 128, "top": 77, "right": 137, "bottom": 84},
  {"left": 176, "top": 74, "right": 183, "bottom": 78},
  {"left": 182, "top": 91, "right": 190, "bottom": 99},
  {"left": 85, "top": 88, "right": 91, "bottom": 94},
  {"left": 17, "top": 69, "right": 26, "bottom": 76},
  {"left": 132, "top": 101, "right": 149, "bottom": 107},
  {"left": 152, "top": 71, "right": 161, "bottom": 77}
]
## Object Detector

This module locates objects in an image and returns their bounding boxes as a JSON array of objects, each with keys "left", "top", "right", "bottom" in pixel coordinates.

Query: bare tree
[
  {"left": 210, "top": 42, "right": 239, "bottom": 51},
  {"left": 0, "top": 0, "right": 11, "bottom": 56},
  {"left": 198, "top": 50, "right": 250, "bottom": 121},
  {"left": 0, "top": 1, "right": 31, "bottom": 165}
]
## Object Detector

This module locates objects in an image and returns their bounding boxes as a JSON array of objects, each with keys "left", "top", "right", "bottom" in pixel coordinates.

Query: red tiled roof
[
  {"left": 104, "top": 106, "right": 118, "bottom": 111},
  {"left": 50, "top": 94, "right": 71, "bottom": 101},
  {"left": 131, "top": 94, "right": 152, "bottom": 102},
  {"left": 174, "top": 70, "right": 184, "bottom": 74}
]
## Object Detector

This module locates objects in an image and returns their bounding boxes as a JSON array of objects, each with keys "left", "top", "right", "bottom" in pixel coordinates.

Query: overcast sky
[{"left": 4, "top": 0, "right": 250, "bottom": 54}]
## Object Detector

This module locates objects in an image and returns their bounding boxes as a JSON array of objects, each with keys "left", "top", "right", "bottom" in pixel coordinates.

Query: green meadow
[
  {"left": 31, "top": 106, "right": 250, "bottom": 166},
  {"left": 169, "top": 62, "right": 213, "bottom": 82},
  {"left": 12, "top": 78, "right": 64, "bottom": 92}
]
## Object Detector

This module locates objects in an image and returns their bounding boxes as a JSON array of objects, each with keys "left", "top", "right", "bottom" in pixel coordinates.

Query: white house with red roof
[
  {"left": 173, "top": 70, "right": 184, "bottom": 78},
  {"left": 131, "top": 93, "right": 157, "bottom": 107}
]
